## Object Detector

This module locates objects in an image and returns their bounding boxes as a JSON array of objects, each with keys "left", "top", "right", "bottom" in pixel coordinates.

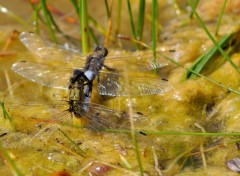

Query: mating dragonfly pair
[{"left": 12, "top": 32, "right": 180, "bottom": 129}]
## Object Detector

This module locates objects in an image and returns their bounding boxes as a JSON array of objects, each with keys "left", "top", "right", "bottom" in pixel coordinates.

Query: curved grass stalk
[
  {"left": 164, "top": 54, "right": 240, "bottom": 95},
  {"left": 70, "top": 0, "right": 79, "bottom": 16},
  {"left": 33, "top": 4, "right": 41, "bottom": 33},
  {"left": 0, "top": 101, "right": 12, "bottom": 123},
  {"left": 141, "top": 131, "right": 240, "bottom": 136},
  {"left": 123, "top": 66, "right": 144, "bottom": 176},
  {"left": 188, "top": 0, "right": 240, "bottom": 74},
  {"left": 127, "top": 0, "right": 137, "bottom": 40},
  {"left": 89, "top": 27, "right": 99, "bottom": 45},
  {"left": 215, "top": 0, "right": 228, "bottom": 36},
  {"left": 0, "top": 143, "right": 23, "bottom": 176},
  {"left": 60, "top": 122, "right": 240, "bottom": 137},
  {"left": 39, "top": 0, "right": 58, "bottom": 43},
  {"left": 58, "top": 128, "right": 87, "bottom": 157},
  {"left": 189, "top": 0, "right": 199, "bottom": 19},
  {"left": 185, "top": 32, "right": 237, "bottom": 79}
]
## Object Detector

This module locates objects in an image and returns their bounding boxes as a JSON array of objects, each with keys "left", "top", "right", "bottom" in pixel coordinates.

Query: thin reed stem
[
  {"left": 79, "top": 0, "right": 89, "bottom": 54},
  {"left": 189, "top": 0, "right": 240, "bottom": 73},
  {"left": 215, "top": 0, "right": 228, "bottom": 36},
  {"left": 151, "top": 0, "right": 157, "bottom": 72},
  {"left": 137, "top": 0, "right": 145, "bottom": 41}
]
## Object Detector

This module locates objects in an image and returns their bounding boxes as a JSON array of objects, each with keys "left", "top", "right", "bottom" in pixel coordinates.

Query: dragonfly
[{"left": 12, "top": 32, "right": 181, "bottom": 97}]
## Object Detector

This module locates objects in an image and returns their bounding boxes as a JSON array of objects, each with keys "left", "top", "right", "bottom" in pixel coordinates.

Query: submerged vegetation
[{"left": 0, "top": 0, "right": 240, "bottom": 175}]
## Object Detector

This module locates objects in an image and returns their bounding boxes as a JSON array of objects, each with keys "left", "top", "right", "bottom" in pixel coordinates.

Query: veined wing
[
  {"left": 3, "top": 101, "right": 72, "bottom": 148},
  {"left": 12, "top": 61, "right": 72, "bottom": 89},
  {"left": 19, "top": 32, "right": 86, "bottom": 67},
  {"left": 83, "top": 102, "right": 149, "bottom": 130},
  {"left": 19, "top": 32, "right": 181, "bottom": 72},
  {"left": 98, "top": 71, "right": 173, "bottom": 96},
  {"left": 81, "top": 103, "right": 129, "bottom": 130},
  {"left": 105, "top": 50, "right": 182, "bottom": 71}
]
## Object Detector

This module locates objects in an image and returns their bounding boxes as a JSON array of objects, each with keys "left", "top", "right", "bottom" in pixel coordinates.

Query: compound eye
[
  {"left": 102, "top": 47, "right": 108, "bottom": 57},
  {"left": 94, "top": 46, "right": 100, "bottom": 52},
  {"left": 94, "top": 46, "right": 108, "bottom": 57}
]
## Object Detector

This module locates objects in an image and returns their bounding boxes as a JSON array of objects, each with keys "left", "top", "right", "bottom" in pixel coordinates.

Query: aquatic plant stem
[
  {"left": 70, "top": 0, "right": 79, "bottom": 14},
  {"left": 0, "top": 101, "right": 12, "bottom": 122},
  {"left": 115, "top": 0, "right": 122, "bottom": 37},
  {"left": 40, "top": 0, "right": 58, "bottom": 43},
  {"left": 215, "top": 0, "right": 228, "bottom": 36},
  {"left": 79, "top": 0, "right": 89, "bottom": 54},
  {"left": 188, "top": 0, "right": 240, "bottom": 73},
  {"left": 137, "top": 0, "right": 145, "bottom": 41},
  {"left": 123, "top": 66, "right": 144, "bottom": 176},
  {"left": 127, "top": 0, "right": 137, "bottom": 40},
  {"left": 185, "top": 32, "right": 234, "bottom": 79},
  {"left": 104, "top": 0, "right": 113, "bottom": 46},
  {"left": 60, "top": 121, "right": 240, "bottom": 137},
  {"left": 151, "top": 0, "right": 157, "bottom": 73},
  {"left": 164, "top": 54, "right": 240, "bottom": 95},
  {"left": 189, "top": 0, "right": 199, "bottom": 19},
  {"left": 0, "top": 143, "right": 23, "bottom": 176},
  {"left": 58, "top": 128, "right": 86, "bottom": 157},
  {"left": 33, "top": 4, "right": 41, "bottom": 33}
]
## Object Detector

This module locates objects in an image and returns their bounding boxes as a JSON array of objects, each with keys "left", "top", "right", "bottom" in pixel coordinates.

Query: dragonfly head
[{"left": 94, "top": 46, "right": 108, "bottom": 57}]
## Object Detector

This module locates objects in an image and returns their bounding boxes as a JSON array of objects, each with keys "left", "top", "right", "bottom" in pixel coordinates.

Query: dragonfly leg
[{"left": 103, "top": 64, "right": 116, "bottom": 71}]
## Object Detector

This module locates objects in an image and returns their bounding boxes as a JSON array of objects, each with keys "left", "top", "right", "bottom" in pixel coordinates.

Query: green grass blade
[
  {"left": 188, "top": 0, "right": 240, "bottom": 73},
  {"left": 89, "top": 27, "right": 99, "bottom": 45},
  {"left": 104, "top": 0, "right": 110, "bottom": 18},
  {"left": 163, "top": 54, "right": 240, "bottom": 95},
  {"left": 39, "top": 0, "right": 58, "bottom": 43},
  {"left": 58, "top": 128, "right": 87, "bottom": 157},
  {"left": 189, "top": 0, "right": 199, "bottom": 19},
  {"left": 127, "top": 0, "right": 137, "bottom": 40},
  {"left": 89, "top": 15, "right": 107, "bottom": 36},
  {"left": 58, "top": 121, "right": 240, "bottom": 137},
  {"left": 105, "top": 128, "right": 240, "bottom": 137},
  {"left": 215, "top": 0, "right": 228, "bottom": 36},
  {"left": 33, "top": 4, "right": 41, "bottom": 33},
  {"left": 79, "top": 0, "right": 89, "bottom": 54},
  {"left": 70, "top": 0, "right": 80, "bottom": 17},
  {"left": 151, "top": 0, "right": 157, "bottom": 72},
  {"left": 137, "top": 0, "right": 145, "bottom": 41},
  {"left": 0, "top": 101, "right": 12, "bottom": 122},
  {"left": 0, "top": 143, "right": 24, "bottom": 176},
  {"left": 140, "top": 131, "right": 240, "bottom": 136},
  {"left": 115, "top": 0, "right": 122, "bottom": 36},
  {"left": 131, "top": 131, "right": 144, "bottom": 176},
  {"left": 185, "top": 32, "right": 234, "bottom": 79}
]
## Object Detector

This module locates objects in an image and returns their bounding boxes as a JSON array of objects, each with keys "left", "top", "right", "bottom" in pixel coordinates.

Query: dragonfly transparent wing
[
  {"left": 105, "top": 50, "right": 182, "bottom": 71},
  {"left": 4, "top": 101, "right": 72, "bottom": 148},
  {"left": 81, "top": 103, "right": 130, "bottom": 130},
  {"left": 20, "top": 32, "right": 181, "bottom": 72},
  {"left": 12, "top": 61, "right": 72, "bottom": 89},
  {"left": 98, "top": 71, "right": 173, "bottom": 96},
  {"left": 19, "top": 32, "right": 86, "bottom": 67},
  {"left": 84, "top": 103, "right": 150, "bottom": 130}
]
